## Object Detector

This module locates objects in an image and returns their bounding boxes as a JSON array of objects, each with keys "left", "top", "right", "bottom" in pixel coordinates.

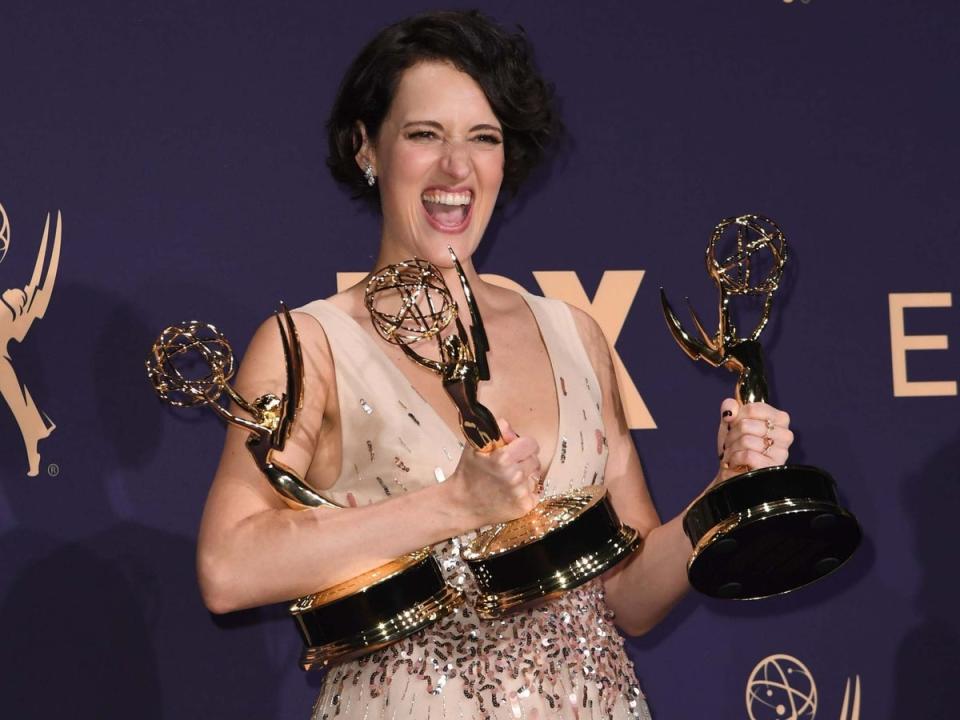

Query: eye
[
  {"left": 472, "top": 133, "right": 503, "bottom": 145},
  {"left": 406, "top": 130, "right": 439, "bottom": 141}
]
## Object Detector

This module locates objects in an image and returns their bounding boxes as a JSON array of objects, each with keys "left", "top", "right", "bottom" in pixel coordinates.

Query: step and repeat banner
[{"left": 2, "top": 1, "right": 957, "bottom": 717}]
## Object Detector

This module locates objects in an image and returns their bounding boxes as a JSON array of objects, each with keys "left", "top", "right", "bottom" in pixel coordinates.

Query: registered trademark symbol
[{"left": 47, "top": 463, "right": 60, "bottom": 477}]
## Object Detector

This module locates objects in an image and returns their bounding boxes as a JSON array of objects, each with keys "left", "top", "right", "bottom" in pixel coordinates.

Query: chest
[
  {"left": 372, "top": 312, "right": 561, "bottom": 473},
  {"left": 302, "top": 296, "right": 607, "bottom": 503}
]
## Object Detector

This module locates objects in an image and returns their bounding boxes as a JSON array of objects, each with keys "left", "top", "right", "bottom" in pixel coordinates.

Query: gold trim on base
[
  {"left": 473, "top": 525, "right": 641, "bottom": 620},
  {"left": 688, "top": 498, "right": 858, "bottom": 600},
  {"left": 463, "top": 486, "right": 607, "bottom": 561},
  {"left": 291, "top": 549, "right": 430, "bottom": 610},
  {"left": 297, "top": 583, "right": 465, "bottom": 670}
]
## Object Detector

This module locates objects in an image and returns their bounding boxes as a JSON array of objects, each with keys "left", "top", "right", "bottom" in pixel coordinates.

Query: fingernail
[{"left": 722, "top": 410, "right": 733, "bottom": 418}]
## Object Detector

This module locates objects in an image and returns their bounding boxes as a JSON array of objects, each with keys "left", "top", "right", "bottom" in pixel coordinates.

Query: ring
[
  {"left": 762, "top": 418, "right": 775, "bottom": 443},
  {"left": 531, "top": 474, "right": 544, "bottom": 494},
  {"left": 762, "top": 436, "right": 775, "bottom": 456}
]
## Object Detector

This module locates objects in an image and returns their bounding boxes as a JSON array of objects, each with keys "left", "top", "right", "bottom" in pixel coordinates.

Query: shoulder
[
  {"left": 286, "top": 284, "right": 375, "bottom": 365},
  {"left": 491, "top": 288, "right": 611, "bottom": 362},
  {"left": 561, "top": 302, "right": 610, "bottom": 358},
  {"left": 482, "top": 281, "right": 533, "bottom": 314},
  {"left": 561, "top": 301, "right": 600, "bottom": 336},
  {"left": 553, "top": 301, "right": 617, "bottom": 394},
  {"left": 515, "top": 292, "right": 602, "bottom": 339},
  {"left": 511, "top": 291, "right": 614, "bottom": 375},
  {"left": 234, "top": 306, "right": 335, "bottom": 404},
  {"left": 246, "top": 304, "right": 333, "bottom": 362}
]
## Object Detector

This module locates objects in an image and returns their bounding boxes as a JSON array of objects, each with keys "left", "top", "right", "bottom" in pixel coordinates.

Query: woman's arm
[
  {"left": 196, "top": 312, "right": 542, "bottom": 614},
  {"left": 569, "top": 306, "right": 792, "bottom": 636}
]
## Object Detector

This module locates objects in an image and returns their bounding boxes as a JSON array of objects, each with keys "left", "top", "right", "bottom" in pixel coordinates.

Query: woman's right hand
[{"left": 447, "top": 418, "right": 542, "bottom": 528}]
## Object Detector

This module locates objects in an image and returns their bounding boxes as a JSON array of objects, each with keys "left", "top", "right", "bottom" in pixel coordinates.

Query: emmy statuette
[
  {"left": 146, "top": 305, "right": 463, "bottom": 668},
  {"left": 365, "top": 250, "right": 641, "bottom": 619},
  {"left": 661, "top": 214, "right": 861, "bottom": 599}
]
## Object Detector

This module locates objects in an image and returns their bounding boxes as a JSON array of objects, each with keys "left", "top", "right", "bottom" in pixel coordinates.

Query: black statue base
[
  {"left": 464, "top": 486, "right": 641, "bottom": 618},
  {"left": 684, "top": 465, "right": 862, "bottom": 599},
  {"left": 291, "top": 550, "right": 463, "bottom": 669}
]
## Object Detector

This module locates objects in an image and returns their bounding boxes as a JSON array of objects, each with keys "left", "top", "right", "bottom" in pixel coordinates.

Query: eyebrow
[{"left": 402, "top": 120, "right": 503, "bottom": 134}]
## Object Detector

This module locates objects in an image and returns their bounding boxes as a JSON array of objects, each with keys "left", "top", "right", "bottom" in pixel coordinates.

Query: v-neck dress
[{"left": 294, "top": 294, "right": 650, "bottom": 720}]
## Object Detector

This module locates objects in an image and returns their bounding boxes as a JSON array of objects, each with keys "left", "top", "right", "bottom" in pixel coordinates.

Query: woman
[{"left": 198, "top": 11, "right": 794, "bottom": 719}]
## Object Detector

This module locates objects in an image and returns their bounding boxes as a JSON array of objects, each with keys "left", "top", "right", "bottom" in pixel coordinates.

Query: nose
[{"left": 439, "top": 140, "right": 471, "bottom": 181}]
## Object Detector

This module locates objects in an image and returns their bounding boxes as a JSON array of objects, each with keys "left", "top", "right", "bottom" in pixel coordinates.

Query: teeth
[{"left": 422, "top": 191, "right": 472, "bottom": 206}]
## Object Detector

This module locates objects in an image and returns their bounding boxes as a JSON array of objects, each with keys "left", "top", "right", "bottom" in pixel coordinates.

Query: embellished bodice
[{"left": 293, "top": 294, "right": 649, "bottom": 720}]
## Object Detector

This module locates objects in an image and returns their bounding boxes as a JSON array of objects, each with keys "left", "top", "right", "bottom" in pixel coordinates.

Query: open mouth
[{"left": 421, "top": 189, "right": 473, "bottom": 232}]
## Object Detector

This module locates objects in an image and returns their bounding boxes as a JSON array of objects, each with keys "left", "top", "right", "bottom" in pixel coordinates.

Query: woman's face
[{"left": 362, "top": 61, "right": 505, "bottom": 268}]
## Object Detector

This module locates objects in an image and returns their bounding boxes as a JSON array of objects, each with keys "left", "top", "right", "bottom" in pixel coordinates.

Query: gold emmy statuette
[
  {"left": 146, "top": 305, "right": 463, "bottom": 668},
  {"left": 365, "top": 251, "right": 641, "bottom": 619},
  {"left": 661, "top": 214, "right": 861, "bottom": 599}
]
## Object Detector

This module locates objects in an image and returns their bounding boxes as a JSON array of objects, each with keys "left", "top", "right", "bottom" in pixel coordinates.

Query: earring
[{"left": 363, "top": 162, "right": 376, "bottom": 187}]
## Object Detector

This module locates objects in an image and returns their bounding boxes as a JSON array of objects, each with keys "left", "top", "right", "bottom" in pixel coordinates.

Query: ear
[{"left": 354, "top": 122, "right": 377, "bottom": 176}]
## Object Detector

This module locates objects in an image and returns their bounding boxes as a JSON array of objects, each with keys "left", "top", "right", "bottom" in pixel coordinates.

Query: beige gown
[{"left": 295, "top": 294, "right": 651, "bottom": 720}]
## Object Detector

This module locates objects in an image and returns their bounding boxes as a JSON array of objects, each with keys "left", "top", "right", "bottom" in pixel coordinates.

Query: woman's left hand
[{"left": 716, "top": 398, "right": 794, "bottom": 484}]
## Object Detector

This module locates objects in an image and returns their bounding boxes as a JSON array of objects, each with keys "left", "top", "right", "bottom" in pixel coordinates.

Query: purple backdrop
[{"left": 2, "top": 0, "right": 958, "bottom": 717}]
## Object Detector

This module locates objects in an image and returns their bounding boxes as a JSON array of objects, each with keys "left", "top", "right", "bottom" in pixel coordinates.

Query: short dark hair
[{"left": 326, "top": 10, "right": 560, "bottom": 207}]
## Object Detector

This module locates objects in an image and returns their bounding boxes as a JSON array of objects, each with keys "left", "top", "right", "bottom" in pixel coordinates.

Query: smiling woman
[
  {"left": 197, "top": 9, "right": 794, "bottom": 720},
  {"left": 354, "top": 61, "right": 507, "bottom": 266},
  {"left": 326, "top": 11, "right": 557, "bottom": 207}
]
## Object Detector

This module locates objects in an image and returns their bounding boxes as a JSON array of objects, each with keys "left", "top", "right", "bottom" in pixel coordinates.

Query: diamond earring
[{"left": 363, "top": 163, "right": 376, "bottom": 187}]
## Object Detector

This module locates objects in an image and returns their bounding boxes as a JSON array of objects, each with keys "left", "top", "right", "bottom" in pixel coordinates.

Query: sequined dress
[{"left": 295, "top": 294, "right": 651, "bottom": 720}]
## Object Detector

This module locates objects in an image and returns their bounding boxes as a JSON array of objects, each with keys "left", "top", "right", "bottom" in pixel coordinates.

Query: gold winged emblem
[{"left": 0, "top": 203, "right": 61, "bottom": 476}]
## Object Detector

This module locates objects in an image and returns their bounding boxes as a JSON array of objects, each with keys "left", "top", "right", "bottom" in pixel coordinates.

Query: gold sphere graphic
[{"left": 746, "top": 654, "right": 818, "bottom": 720}]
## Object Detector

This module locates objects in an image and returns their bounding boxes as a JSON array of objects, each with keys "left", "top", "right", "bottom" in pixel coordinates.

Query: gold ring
[
  {"left": 762, "top": 418, "right": 775, "bottom": 444},
  {"left": 762, "top": 436, "right": 775, "bottom": 457},
  {"left": 531, "top": 474, "right": 544, "bottom": 494}
]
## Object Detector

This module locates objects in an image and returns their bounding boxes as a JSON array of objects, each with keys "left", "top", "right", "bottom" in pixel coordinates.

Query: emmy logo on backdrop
[
  {"left": 746, "top": 654, "right": 861, "bottom": 720},
  {"left": 0, "top": 202, "right": 61, "bottom": 477}
]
